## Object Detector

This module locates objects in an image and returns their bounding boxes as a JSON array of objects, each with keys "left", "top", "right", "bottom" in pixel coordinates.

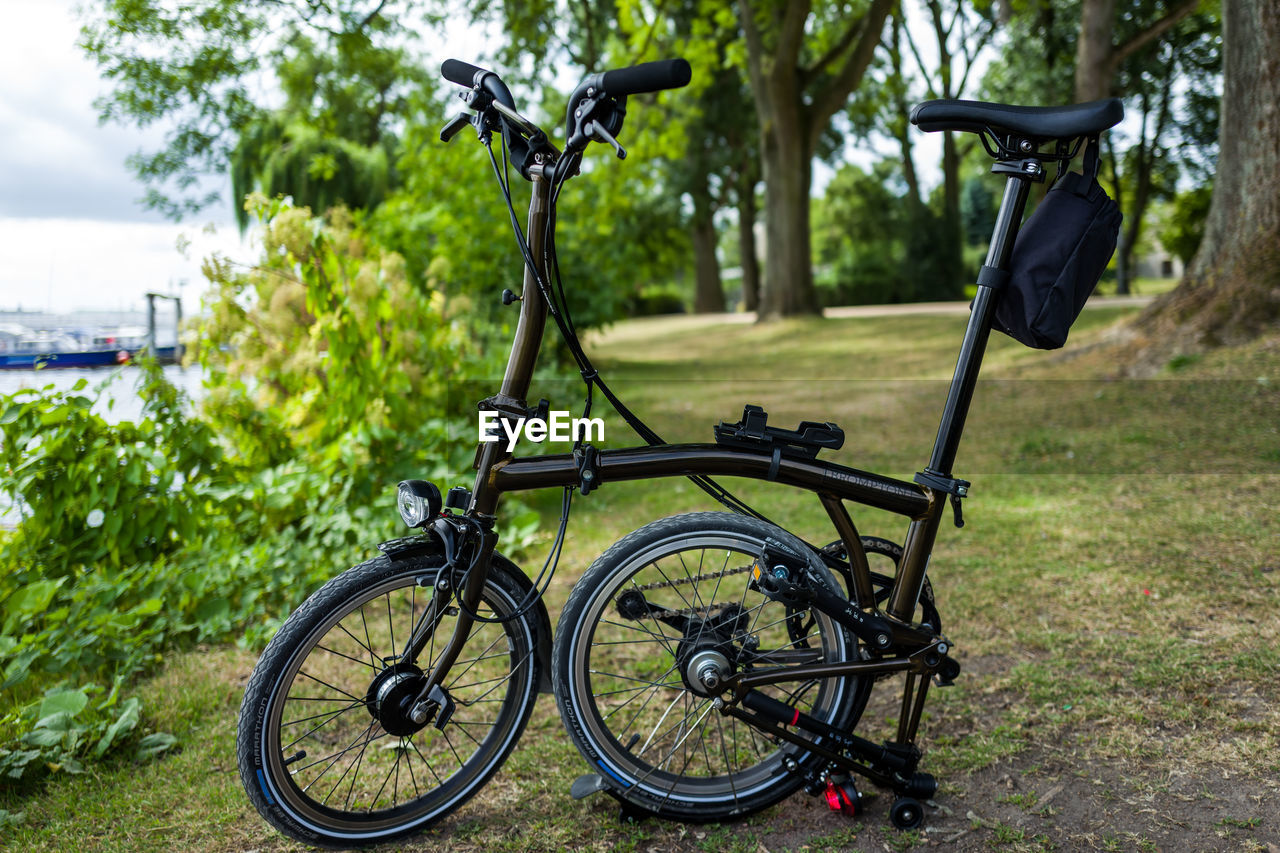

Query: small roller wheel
[{"left": 889, "top": 796, "right": 925, "bottom": 830}]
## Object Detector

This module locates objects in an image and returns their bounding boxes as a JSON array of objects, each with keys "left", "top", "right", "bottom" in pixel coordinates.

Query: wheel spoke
[{"left": 295, "top": 669, "right": 364, "bottom": 703}]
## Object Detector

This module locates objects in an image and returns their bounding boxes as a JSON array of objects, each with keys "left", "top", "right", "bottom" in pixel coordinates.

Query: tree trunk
[
  {"left": 1075, "top": 0, "right": 1118, "bottom": 101},
  {"left": 758, "top": 104, "right": 817, "bottom": 318},
  {"left": 737, "top": 178, "right": 761, "bottom": 312},
  {"left": 696, "top": 202, "right": 727, "bottom": 312},
  {"left": 737, "top": 0, "right": 892, "bottom": 320},
  {"left": 1133, "top": 0, "right": 1280, "bottom": 352}
]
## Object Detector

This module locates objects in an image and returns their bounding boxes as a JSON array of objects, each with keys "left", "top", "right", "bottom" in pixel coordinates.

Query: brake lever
[
  {"left": 439, "top": 112, "right": 472, "bottom": 143},
  {"left": 585, "top": 120, "right": 627, "bottom": 160}
]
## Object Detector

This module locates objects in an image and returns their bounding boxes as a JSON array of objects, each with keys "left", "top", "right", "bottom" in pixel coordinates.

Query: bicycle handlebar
[
  {"left": 439, "top": 57, "right": 691, "bottom": 174},
  {"left": 583, "top": 59, "right": 691, "bottom": 98},
  {"left": 441, "top": 58, "right": 488, "bottom": 88}
]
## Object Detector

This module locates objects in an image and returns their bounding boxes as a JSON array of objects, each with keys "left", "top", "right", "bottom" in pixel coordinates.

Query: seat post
[{"left": 926, "top": 163, "right": 1040, "bottom": 475}]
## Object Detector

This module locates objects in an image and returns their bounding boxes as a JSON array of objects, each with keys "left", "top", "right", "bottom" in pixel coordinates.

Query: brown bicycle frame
[{"left": 425, "top": 160, "right": 1038, "bottom": 697}]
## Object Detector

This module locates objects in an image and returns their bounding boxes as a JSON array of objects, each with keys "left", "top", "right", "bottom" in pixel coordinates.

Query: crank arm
[{"left": 714, "top": 698, "right": 911, "bottom": 792}]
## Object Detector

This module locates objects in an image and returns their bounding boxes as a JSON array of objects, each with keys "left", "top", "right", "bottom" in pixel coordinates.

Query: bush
[
  {"left": 0, "top": 202, "right": 542, "bottom": 789},
  {"left": 630, "top": 285, "right": 688, "bottom": 316}
]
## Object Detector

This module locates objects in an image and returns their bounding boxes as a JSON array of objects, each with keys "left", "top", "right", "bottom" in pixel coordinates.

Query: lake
[{"left": 0, "top": 363, "right": 205, "bottom": 423}]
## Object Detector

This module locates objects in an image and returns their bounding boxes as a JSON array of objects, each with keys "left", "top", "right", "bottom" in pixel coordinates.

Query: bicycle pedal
[{"left": 570, "top": 773, "right": 606, "bottom": 800}]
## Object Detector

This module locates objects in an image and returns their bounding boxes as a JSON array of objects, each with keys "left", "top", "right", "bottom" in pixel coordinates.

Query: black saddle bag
[{"left": 993, "top": 147, "right": 1122, "bottom": 350}]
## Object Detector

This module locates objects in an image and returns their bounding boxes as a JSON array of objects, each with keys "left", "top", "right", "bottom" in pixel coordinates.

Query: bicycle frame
[{"left": 424, "top": 158, "right": 1040, "bottom": 718}]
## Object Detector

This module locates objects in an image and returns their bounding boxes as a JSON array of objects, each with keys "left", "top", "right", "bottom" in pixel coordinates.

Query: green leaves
[
  {"left": 93, "top": 698, "right": 140, "bottom": 759},
  {"left": 38, "top": 689, "right": 89, "bottom": 721},
  {"left": 0, "top": 361, "right": 226, "bottom": 575},
  {"left": 2, "top": 580, "right": 66, "bottom": 635},
  {"left": 0, "top": 687, "right": 171, "bottom": 786}
]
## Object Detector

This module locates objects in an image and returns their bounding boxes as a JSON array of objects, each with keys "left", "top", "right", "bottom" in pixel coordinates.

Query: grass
[
  {"left": 3, "top": 304, "right": 1278, "bottom": 852},
  {"left": 1093, "top": 275, "right": 1181, "bottom": 297}
]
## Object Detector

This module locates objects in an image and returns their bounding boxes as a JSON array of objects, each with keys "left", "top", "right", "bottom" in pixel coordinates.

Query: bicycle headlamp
[{"left": 396, "top": 480, "right": 442, "bottom": 528}]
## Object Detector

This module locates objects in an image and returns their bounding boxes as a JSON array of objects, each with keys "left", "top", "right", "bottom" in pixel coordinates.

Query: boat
[
  {"left": 0, "top": 297, "right": 185, "bottom": 371},
  {"left": 0, "top": 346, "right": 178, "bottom": 370}
]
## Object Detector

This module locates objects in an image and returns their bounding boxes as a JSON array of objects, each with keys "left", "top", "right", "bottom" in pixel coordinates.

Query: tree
[
  {"left": 1157, "top": 185, "right": 1212, "bottom": 267},
  {"left": 961, "top": 175, "right": 997, "bottom": 246},
  {"left": 899, "top": 0, "right": 998, "bottom": 297},
  {"left": 1088, "top": 4, "right": 1219, "bottom": 292},
  {"left": 984, "top": 0, "right": 1221, "bottom": 295},
  {"left": 1132, "top": 0, "right": 1280, "bottom": 351},
  {"left": 80, "top": 0, "right": 424, "bottom": 219},
  {"left": 1074, "top": 0, "right": 1201, "bottom": 102},
  {"left": 737, "top": 0, "right": 893, "bottom": 318}
]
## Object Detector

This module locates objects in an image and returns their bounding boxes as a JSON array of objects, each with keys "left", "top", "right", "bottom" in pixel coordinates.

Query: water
[
  {"left": 0, "top": 364, "right": 206, "bottom": 527},
  {"left": 0, "top": 364, "right": 204, "bottom": 423}
]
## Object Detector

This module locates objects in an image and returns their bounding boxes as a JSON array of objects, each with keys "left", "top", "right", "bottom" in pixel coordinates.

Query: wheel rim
[
  {"left": 567, "top": 530, "right": 855, "bottom": 808},
  {"left": 258, "top": 567, "right": 534, "bottom": 838}
]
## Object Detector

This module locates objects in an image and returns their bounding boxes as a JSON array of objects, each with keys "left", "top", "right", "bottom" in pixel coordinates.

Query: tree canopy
[{"left": 77, "top": 0, "right": 1245, "bottom": 335}]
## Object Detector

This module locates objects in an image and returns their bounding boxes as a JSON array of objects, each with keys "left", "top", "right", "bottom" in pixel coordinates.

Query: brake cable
[{"left": 477, "top": 102, "right": 782, "bottom": 599}]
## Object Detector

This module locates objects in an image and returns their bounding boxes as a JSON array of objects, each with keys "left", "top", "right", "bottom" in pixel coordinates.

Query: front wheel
[
  {"left": 554, "top": 512, "right": 869, "bottom": 821},
  {"left": 237, "top": 552, "right": 540, "bottom": 848}
]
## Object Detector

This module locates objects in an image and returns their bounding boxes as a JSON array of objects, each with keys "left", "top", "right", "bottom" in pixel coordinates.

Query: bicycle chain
[
  {"left": 629, "top": 562, "right": 755, "bottom": 593},
  {"left": 619, "top": 564, "right": 757, "bottom": 620}
]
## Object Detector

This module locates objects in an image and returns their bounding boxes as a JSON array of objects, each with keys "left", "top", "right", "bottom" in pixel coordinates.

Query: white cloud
[{"left": 0, "top": 217, "right": 252, "bottom": 312}]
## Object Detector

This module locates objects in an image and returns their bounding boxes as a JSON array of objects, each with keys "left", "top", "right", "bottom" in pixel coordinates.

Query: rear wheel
[
  {"left": 237, "top": 553, "right": 540, "bottom": 848},
  {"left": 554, "top": 512, "right": 869, "bottom": 820}
]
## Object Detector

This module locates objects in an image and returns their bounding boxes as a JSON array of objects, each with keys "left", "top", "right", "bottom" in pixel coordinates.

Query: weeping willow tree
[
  {"left": 230, "top": 118, "right": 395, "bottom": 231},
  {"left": 227, "top": 25, "right": 418, "bottom": 229}
]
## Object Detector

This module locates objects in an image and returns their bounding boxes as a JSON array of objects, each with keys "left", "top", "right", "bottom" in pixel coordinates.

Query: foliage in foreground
[{"left": 0, "top": 204, "right": 538, "bottom": 794}]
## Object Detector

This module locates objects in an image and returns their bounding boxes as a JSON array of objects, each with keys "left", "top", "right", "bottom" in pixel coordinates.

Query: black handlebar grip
[
  {"left": 441, "top": 58, "right": 489, "bottom": 87},
  {"left": 595, "top": 58, "right": 691, "bottom": 97}
]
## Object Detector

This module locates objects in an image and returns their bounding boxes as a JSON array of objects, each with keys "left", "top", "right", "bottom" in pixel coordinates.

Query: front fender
[{"left": 378, "top": 534, "right": 555, "bottom": 694}]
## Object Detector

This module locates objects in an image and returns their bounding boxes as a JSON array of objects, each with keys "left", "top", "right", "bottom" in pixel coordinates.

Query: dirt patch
[{"left": 532, "top": 743, "right": 1280, "bottom": 853}]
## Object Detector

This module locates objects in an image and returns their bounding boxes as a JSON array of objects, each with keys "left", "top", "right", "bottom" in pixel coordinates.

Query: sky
[{"left": 0, "top": 1, "right": 256, "bottom": 314}]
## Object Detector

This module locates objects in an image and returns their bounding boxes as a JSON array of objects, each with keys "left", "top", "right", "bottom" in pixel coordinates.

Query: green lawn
[{"left": 4, "top": 305, "right": 1277, "bottom": 852}]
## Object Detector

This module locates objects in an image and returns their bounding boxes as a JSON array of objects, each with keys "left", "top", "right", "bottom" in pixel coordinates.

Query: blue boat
[{"left": 0, "top": 346, "right": 178, "bottom": 370}]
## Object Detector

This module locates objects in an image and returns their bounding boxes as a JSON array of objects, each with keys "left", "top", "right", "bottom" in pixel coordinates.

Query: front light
[{"left": 397, "top": 480, "right": 442, "bottom": 528}]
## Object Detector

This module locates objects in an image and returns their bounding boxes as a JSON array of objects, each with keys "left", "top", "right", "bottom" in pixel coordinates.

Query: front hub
[{"left": 365, "top": 663, "right": 429, "bottom": 737}]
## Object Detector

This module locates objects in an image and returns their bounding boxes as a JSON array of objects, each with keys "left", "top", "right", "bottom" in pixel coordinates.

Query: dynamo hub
[{"left": 365, "top": 663, "right": 429, "bottom": 737}]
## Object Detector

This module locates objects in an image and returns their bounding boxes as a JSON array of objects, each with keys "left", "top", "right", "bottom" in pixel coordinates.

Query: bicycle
[{"left": 236, "top": 56, "right": 1124, "bottom": 848}]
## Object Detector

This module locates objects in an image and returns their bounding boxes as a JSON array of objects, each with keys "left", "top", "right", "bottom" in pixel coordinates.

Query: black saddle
[{"left": 910, "top": 98, "right": 1124, "bottom": 143}]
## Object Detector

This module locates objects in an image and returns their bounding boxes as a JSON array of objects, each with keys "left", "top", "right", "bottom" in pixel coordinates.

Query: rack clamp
[
  {"left": 574, "top": 444, "right": 601, "bottom": 496},
  {"left": 478, "top": 394, "right": 549, "bottom": 422},
  {"left": 913, "top": 468, "right": 971, "bottom": 528},
  {"left": 475, "top": 396, "right": 550, "bottom": 468}
]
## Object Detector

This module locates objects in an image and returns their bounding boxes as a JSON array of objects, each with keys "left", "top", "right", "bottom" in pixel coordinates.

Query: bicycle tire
[
  {"left": 237, "top": 552, "right": 540, "bottom": 848},
  {"left": 553, "top": 512, "right": 869, "bottom": 821}
]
